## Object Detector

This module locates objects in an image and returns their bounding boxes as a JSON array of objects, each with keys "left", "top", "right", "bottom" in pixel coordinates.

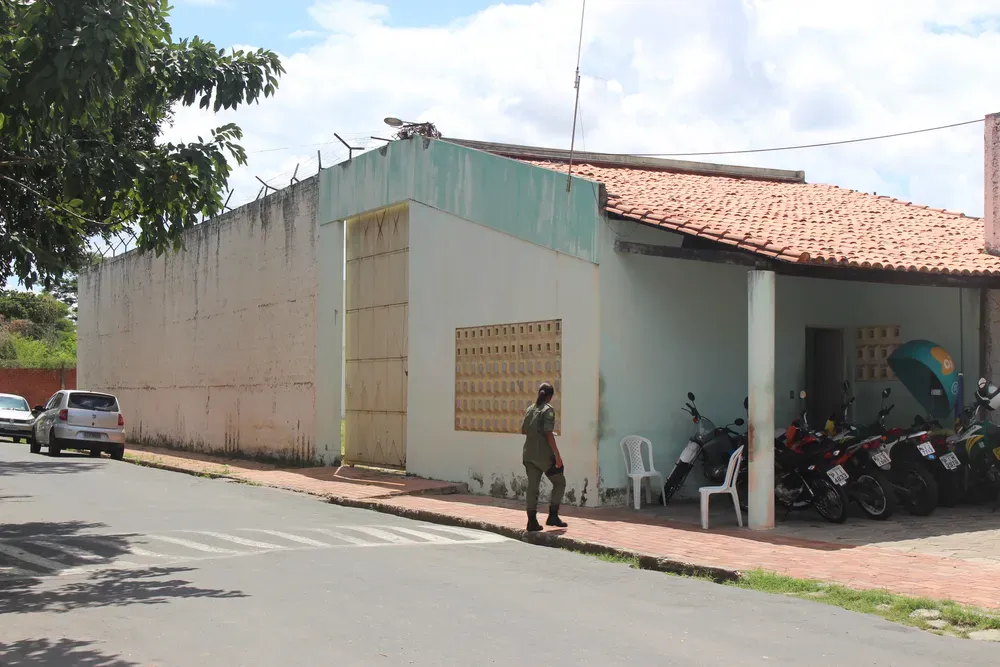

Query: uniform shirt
[{"left": 522, "top": 402, "right": 556, "bottom": 468}]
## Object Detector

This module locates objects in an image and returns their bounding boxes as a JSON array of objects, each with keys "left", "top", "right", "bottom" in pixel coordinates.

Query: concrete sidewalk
[{"left": 123, "top": 445, "right": 1000, "bottom": 610}]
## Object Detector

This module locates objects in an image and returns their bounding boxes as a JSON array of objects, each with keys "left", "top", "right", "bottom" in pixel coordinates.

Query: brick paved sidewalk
[
  {"left": 124, "top": 445, "right": 1000, "bottom": 610},
  {"left": 124, "top": 445, "right": 463, "bottom": 500}
]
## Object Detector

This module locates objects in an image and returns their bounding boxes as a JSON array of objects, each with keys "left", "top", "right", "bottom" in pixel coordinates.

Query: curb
[
  {"left": 325, "top": 495, "right": 743, "bottom": 583},
  {"left": 124, "top": 456, "right": 229, "bottom": 479},
  {"left": 123, "top": 453, "right": 741, "bottom": 583}
]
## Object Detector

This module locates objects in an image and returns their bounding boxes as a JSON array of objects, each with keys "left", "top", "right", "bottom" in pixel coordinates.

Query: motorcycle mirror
[
  {"left": 842, "top": 380, "right": 849, "bottom": 392},
  {"left": 687, "top": 392, "right": 695, "bottom": 401},
  {"left": 743, "top": 397, "right": 749, "bottom": 410},
  {"left": 882, "top": 387, "right": 891, "bottom": 398},
  {"left": 735, "top": 418, "right": 745, "bottom": 426},
  {"left": 799, "top": 390, "right": 807, "bottom": 399}
]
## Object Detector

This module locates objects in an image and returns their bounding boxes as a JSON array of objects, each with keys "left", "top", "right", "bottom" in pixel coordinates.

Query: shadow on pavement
[
  {"left": 0, "top": 459, "right": 103, "bottom": 477},
  {"left": 0, "top": 637, "right": 140, "bottom": 666},
  {"left": 0, "top": 520, "right": 110, "bottom": 540},
  {"left": 0, "top": 566, "right": 248, "bottom": 615}
]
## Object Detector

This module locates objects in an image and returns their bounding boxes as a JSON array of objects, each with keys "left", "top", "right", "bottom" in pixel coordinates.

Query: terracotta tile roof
[{"left": 523, "top": 159, "right": 1000, "bottom": 276}]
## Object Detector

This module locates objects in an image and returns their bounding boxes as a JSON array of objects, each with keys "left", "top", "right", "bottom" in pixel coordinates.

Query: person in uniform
[{"left": 520, "top": 382, "right": 567, "bottom": 531}]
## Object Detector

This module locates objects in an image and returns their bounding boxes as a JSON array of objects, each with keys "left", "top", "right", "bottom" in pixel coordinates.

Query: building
[{"left": 78, "top": 115, "right": 1000, "bottom": 509}]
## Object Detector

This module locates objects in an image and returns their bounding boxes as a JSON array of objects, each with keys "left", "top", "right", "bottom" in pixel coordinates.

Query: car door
[{"left": 39, "top": 392, "right": 62, "bottom": 443}]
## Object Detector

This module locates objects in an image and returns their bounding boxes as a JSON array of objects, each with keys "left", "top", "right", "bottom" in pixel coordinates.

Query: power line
[{"left": 636, "top": 118, "right": 984, "bottom": 158}]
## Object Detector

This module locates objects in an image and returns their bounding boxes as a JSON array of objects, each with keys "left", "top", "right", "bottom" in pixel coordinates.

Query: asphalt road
[{"left": 0, "top": 441, "right": 996, "bottom": 666}]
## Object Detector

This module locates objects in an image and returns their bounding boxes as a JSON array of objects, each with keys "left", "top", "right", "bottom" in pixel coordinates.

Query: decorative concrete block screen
[
  {"left": 855, "top": 325, "right": 900, "bottom": 382},
  {"left": 455, "top": 319, "right": 562, "bottom": 434}
]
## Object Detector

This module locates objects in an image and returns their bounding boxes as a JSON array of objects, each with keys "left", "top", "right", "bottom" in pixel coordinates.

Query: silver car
[
  {"left": 0, "top": 393, "right": 34, "bottom": 443},
  {"left": 31, "top": 390, "right": 126, "bottom": 459}
]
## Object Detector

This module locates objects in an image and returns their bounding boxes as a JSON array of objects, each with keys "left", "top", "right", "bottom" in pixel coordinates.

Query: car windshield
[
  {"left": 68, "top": 393, "right": 119, "bottom": 412},
  {"left": 0, "top": 396, "right": 29, "bottom": 412}
]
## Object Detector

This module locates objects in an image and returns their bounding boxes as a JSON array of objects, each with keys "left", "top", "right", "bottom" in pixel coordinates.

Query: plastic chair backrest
[
  {"left": 723, "top": 445, "right": 745, "bottom": 488},
  {"left": 620, "top": 436, "right": 651, "bottom": 475}
]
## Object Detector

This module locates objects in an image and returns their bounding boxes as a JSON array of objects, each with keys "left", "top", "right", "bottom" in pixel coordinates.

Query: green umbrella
[{"left": 887, "top": 339, "right": 959, "bottom": 419}]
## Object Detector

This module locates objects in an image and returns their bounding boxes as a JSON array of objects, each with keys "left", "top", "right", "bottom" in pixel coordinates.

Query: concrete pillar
[
  {"left": 747, "top": 270, "right": 775, "bottom": 530},
  {"left": 986, "top": 113, "right": 1000, "bottom": 254}
]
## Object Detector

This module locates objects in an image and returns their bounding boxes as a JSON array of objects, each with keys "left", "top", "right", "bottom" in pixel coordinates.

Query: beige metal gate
[{"left": 344, "top": 204, "right": 408, "bottom": 468}]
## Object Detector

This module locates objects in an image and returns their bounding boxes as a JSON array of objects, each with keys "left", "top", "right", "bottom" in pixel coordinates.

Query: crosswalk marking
[
  {"left": 26, "top": 539, "right": 121, "bottom": 565},
  {"left": 381, "top": 526, "right": 458, "bottom": 544},
  {"left": 0, "top": 524, "right": 508, "bottom": 580},
  {"left": 306, "top": 527, "right": 379, "bottom": 546},
  {"left": 0, "top": 542, "right": 67, "bottom": 572},
  {"left": 147, "top": 535, "right": 238, "bottom": 554},
  {"left": 183, "top": 531, "right": 285, "bottom": 550},
  {"left": 243, "top": 529, "right": 330, "bottom": 548},
  {"left": 343, "top": 526, "right": 415, "bottom": 545},
  {"left": 419, "top": 525, "right": 490, "bottom": 540},
  {"left": 1, "top": 564, "right": 36, "bottom": 578},
  {"left": 77, "top": 536, "right": 170, "bottom": 559}
]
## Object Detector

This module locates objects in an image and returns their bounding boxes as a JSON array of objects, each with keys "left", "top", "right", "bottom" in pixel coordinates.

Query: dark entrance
[{"left": 805, "top": 327, "right": 846, "bottom": 425}]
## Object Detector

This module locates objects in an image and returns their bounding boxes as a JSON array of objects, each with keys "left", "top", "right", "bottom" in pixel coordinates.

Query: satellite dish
[{"left": 384, "top": 117, "right": 404, "bottom": 128}]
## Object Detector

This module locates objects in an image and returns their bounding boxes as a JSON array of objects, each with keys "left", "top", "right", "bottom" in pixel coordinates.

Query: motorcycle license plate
[
  {"left": 872, "top": 449, "right": 891, "bottom": 468},
  {"left": 917, "top": 442, "right": 935, "bottom": 457},
  {"left": 827, "top": 465, "right": 850, "bottom": 486},
  {"left": 940, "top": 452, "right": 961, "bottom": 470}
]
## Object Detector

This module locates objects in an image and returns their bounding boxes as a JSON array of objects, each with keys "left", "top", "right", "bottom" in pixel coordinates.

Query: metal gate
[{"left": 343, "top": 204, "right": 408, "bottom": 468}]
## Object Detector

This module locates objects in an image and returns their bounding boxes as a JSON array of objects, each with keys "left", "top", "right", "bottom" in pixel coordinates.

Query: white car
[
  {"left": 0, "top": 393, "right": 34, "bottom": 443},
  {"left": 31, "top": 390, "right": 126, "bottom": 459}
]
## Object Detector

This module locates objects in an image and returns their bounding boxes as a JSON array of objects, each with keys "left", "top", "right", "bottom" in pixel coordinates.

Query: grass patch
[
  {"left": 593, "top": 552, "right": 640, "bottom": 568},
  {"left": 591, "top": 555, "right": 1000, "bottom": 639},
  {"left": 730, "top": 570, "right": 1000, "bottom": 638}
]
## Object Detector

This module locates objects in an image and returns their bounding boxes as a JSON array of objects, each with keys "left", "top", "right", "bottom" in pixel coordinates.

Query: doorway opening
[{"left": 805, "top": 327, "right": 846, "bottom": 426}]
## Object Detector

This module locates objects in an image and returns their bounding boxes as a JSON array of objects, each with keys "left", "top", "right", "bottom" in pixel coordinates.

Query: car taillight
[
  {"left": 118, "top": 414, "right": 125, "bottom": 427},
  {"left": 58, "top": 409, "right": 68, "bottom": 421}
]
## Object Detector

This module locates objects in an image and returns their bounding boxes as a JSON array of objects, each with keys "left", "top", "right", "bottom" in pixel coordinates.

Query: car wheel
[
  {"left": 12, "top": 437, "right": 21, "bottom": 444},
  {"left": 48, "top": 429, "right": 61, "bottom": 457},
  {"left": 110, "top": 446, "right": 125, "bottom": 461},
  {"left": 89, "top": 448, "right": 101, "bottom": 458},
  {"left": 29, "top": 428, "right": 41, "bottom": 454}
]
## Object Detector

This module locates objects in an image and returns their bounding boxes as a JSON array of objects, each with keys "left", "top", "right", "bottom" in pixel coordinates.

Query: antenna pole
[{"left": 566, "top": 0, "right": 586, "bottom": 193}]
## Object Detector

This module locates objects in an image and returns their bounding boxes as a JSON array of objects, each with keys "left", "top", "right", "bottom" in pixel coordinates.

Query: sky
[
  {"left": 8, "top": 0, "right": 1000, "bottom": 288},
  {"left": 160, "top": 0, "right": 1000, "bottom": 219}
]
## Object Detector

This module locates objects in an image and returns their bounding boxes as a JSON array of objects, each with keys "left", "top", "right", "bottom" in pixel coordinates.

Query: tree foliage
[
  {"left": 0, "top": 288, "right": 76, "bottom": 367},
  {"left": 0, "top": 0, "right": 284, "bottom": 288}
]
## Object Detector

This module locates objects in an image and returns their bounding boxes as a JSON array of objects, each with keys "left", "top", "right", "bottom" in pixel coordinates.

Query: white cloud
[
  {"left": 162, "top": 0, "right": 1000, "bottom": 217},
  {"left": 289, "top": 29, "right": 322, "bottom": 39}
]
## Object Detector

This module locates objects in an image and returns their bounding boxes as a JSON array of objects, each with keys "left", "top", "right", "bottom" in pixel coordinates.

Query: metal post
[{"left": 748, "top": 270, "right": 775, "bottom": 530}]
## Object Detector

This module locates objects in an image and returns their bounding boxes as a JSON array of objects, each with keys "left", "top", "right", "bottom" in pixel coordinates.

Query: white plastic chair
[
  {"left": 699, "top": 445, "right": 745, "bottom": 530},
  {"left": 620, "top": 436, "right": 665, "bottom": 510}
]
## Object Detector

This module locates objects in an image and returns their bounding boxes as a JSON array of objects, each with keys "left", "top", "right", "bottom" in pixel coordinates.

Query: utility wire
[{"left": 636, "top": 118, "right": 984, "bottom": 158}]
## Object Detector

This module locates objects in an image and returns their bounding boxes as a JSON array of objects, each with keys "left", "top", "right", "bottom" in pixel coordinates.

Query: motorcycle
[
  {"left": 735, "top": 390, "right": 851, "bottom": 524},
  {"left": 826, "top": 385, "right": 923, "bottom": 518},
  {"left": 884, "top": 339, "right": 972, "bottom": 507},
  {"left": 821, "top": 386, "right": 895, "bottom": 520},
  {"left": 662, "top": 392, "right": 745, "bottom": 504},
  {"left": 943, "top": 379, "right": 1000, "bottom": 505}
]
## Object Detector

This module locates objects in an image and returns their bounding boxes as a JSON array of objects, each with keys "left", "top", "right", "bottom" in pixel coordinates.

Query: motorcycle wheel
[
  {"left": 855, "top": 469, "right": 896, "bottom": 520},
  {"left": 662, "top": 461, "right": 693, "bottom": 504},
  {"left": 896, "top": 462, "right": 938, "bottom": 516},
  {"left": 811, "top": 477, "right": 849, "bottom": 524}
]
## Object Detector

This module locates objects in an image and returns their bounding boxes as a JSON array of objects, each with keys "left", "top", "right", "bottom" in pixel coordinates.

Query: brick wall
[{"left": 0, "top": 368, "right": 77, "bottom": 408}]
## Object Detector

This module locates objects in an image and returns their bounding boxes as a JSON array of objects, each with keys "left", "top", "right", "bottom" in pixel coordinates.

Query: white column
[{"left": 747, "top": 270, "right": 775, "bottom": 530}]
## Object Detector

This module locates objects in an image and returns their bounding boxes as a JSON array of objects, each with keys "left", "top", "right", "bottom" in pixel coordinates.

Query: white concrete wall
[
  {"left": 77, "top": 177, "right": 327, "bottom": 463},
  {"left": 407, "top": 202, "right": 601, "bottom": 506}
]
